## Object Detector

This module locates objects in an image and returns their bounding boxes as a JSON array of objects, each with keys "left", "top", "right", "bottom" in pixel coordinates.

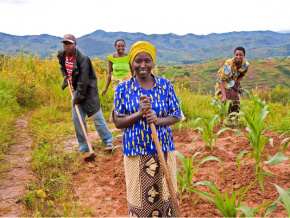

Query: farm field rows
[
  {"left": 0, "top": 53, "right": 290, "bottom": 217},
  {"left": 66, "top": 127, "right": 290, "bottom": 217}
]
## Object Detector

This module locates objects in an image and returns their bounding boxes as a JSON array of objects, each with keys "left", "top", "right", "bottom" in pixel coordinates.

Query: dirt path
[
  {"left": 0, "top": 114, "right": 34, "bottom": 217},
  {"left": 62, "top": 126, "right": 127, "bottom": 216}
]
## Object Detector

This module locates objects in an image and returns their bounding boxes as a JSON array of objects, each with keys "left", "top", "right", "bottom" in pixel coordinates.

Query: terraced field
[{"left": 158, "top": 58, "right": 290, "bottom": 94}]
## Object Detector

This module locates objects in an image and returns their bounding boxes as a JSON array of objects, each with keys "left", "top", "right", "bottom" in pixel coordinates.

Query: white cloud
[{"left": 0, "top": 0, "right": 290, "bottom": 37}]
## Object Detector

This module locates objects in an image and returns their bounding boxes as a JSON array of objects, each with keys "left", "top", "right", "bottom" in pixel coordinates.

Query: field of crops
[
  {"left": 158, "top": 57, "right": 290, "bottom": 96},
  {"left": 0, "top": 52, "right": 290, "bottom": 217}
]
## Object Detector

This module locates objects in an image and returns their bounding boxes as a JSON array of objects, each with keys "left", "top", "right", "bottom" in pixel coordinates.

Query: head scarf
[{"left": 129, "top": 41, "right": 156, "bottom": 65}]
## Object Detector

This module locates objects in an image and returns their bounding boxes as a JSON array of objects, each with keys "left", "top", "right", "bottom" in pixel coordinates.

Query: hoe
[{"left": 67, "top": 79, "right": 96, "bottom": 162}]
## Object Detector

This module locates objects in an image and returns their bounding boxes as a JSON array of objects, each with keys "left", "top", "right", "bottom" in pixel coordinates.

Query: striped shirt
[{"left": 65, "top": 53, "right": 75, "bottom": 91}]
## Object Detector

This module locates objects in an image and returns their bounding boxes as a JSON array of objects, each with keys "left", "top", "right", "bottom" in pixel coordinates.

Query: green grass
[
  {"left": 1, "top": 53, "right": 290, "bottom": 216},
  {"left": 0, "top": 52, "right": 101, "bottom": 216},
  {"left": 0, "top": 79, "right": 23, "bottom": 174}
]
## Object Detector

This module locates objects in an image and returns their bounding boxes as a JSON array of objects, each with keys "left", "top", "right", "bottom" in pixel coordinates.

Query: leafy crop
[
  {"left": 210, "top": 98, "right": 233, "bottom": 126},
  {"left": 175, "top": 151, "right": 224, "bottom": 202},
  {"left": 233, "top": 95, "right": 289, "bottom": 190},
  {"left": 279, "top": 130, "right": 290, "bottom": 154},
  {"left": 265, "top": 184, "right": 290, "bottom": 216},
  {"left": 188, "top": 180, "right": 272, "bottom": 217},
  {"left": 195, "top": 114, "right": 231, "bottom": 151}
]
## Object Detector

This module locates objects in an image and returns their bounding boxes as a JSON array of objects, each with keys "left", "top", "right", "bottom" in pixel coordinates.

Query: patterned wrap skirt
[
  {"left": 124, "top": 151, "right": 178, "bottom": 217},
  {"left": 112, "top": 73, "right": 131, "bottom": 91},
  {"left": 216, "top": 81, "right": 241, "bottom": 114}
]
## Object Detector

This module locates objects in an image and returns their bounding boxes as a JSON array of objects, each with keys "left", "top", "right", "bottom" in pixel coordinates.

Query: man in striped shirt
[{"left": 58, "top": 34, "right": 114, "bottom": 152}]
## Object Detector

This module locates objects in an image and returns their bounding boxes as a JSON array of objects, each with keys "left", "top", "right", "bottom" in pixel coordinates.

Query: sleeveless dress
[{"left": 108, "top": 54, "right": 131, "bottom": 90}]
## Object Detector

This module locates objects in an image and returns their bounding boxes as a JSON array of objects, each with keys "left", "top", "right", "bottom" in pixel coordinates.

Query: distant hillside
[
  {"left": 1, "top": 30, "right": 290, "bottom": 62},
  {"left": 158, "top": 57, "right": 290, "bottom": 94}
]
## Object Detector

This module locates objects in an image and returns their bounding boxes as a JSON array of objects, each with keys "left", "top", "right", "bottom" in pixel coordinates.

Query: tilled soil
[
  {"left": 1, "top": 121, "right": 289, "bottom": 217},
  {"left": 71, "top": 126, "right": 290, "bottom": 217}
]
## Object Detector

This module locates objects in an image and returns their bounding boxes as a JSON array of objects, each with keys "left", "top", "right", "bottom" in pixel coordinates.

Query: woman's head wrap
[{"left": 129, "top": 41, "right": 156, "bottom": 65}]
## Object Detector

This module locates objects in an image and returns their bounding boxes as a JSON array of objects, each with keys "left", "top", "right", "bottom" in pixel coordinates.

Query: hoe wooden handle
[
  {"left": 67, "top": 80, "right": 94, "bottom": 155},
  {"left": 149, "top": 123, "right": 181, "bottom": 217}
]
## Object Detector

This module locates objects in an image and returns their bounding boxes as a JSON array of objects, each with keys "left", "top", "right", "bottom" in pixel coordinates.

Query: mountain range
[{"left": 1, "top": 30, "right": 290, "bottom": 63}]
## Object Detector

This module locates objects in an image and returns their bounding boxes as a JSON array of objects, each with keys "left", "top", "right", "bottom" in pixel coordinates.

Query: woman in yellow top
[
  {"left": 102, "top": 39, "right": 133, "bottom": 96},
  {"left": 215, "top": 46, "right": 249, "bottom": 125}
]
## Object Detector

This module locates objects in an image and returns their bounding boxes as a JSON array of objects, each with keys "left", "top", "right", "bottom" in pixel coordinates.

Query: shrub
[{"left": 252, "top": 85, "right": 290, "bottom": 106}]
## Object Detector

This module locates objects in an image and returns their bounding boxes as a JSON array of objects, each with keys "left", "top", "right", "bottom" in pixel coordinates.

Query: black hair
[
  {"left": 234, "top": 46, "right": 245, "bottom": 55},
  {"left": 115, "top": 39, "right": 126, "bottom": 46}
]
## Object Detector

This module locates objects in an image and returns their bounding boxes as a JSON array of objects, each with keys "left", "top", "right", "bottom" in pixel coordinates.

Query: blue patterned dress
[{"left": 114, "top": 75, "right": 182, "bottom": 156}]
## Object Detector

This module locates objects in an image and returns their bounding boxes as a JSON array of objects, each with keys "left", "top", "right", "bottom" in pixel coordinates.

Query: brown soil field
[
  {"left": 72, "top": 127, "right": 290, "bottom": 217},
  {"left": 1, "top": 117, "right": 289, "bottom": 217}
]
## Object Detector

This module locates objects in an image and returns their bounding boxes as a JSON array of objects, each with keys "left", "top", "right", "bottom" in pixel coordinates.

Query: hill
[
  {"left": 157, "top": 57, "right": 290, "bottom": 94},
  {"left": 1, "top": 30, "right": 290, "bottom": 62}
]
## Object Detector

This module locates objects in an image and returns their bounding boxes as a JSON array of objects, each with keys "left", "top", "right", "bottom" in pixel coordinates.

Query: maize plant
[
  {"left": 189, "top": 180, "right": 273, "bottom": 217},
  {"left": 175, "top": 151, "right": 224, "bottom": 202},
  {"left": 265, "top": 184, "right": 290, "bottom": 216},
  {"left": 257, "top": 153, "right": 289, "bottom": 191},
  {"left": 247, "top": 94, "right": 267, "bottom": 116},
  {"left": 279, "top": 130, "right": 290, "bottom": 154},
  {"left": 195, "top": 114, "right": 231, "bottom": 151},
  {"left": 233, "top": 101, "right": 289, "bottom": 190},
  {"left": 210, "top": 98, "right": 233, "bottom": 126},
  {"left": 232, "top": 102, "right": 272, "bottom": 174}
]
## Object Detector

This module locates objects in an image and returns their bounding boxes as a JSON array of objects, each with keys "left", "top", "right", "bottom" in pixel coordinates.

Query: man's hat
[{"left": 61, "top": 34, "right": 76, "bottom": 43}]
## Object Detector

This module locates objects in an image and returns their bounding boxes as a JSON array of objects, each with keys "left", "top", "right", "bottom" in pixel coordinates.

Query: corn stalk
[
  {"left": 233, "top": 104, "right": 272, "bottom": 173},
  {"left": 188, "top": 179, "right": 272, "bottom": 217},
  {"left": 279, "top": 130, "right": 290, "bottom": 154},
  {"left": 175, "top": 151, "right": 224, "bottom": 202},
  {"left": 210, "top": 98, "right": 233, "bottom": 126},
  {"left": 196, "top": 114, "right": 231, "bottom": 151},
  {"left": 230, "top": 94, "right": 290, "bottom": 190},
  {"left": 265, "top": 184, "right": 290, "bottom": 216}
]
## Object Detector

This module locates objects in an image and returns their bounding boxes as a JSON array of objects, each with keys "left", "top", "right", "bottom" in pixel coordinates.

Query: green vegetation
[
  {"left": 0, "top": 51, "right": 109, "bottom": 216},
  {"left": 265, "top": 184, "right": 290, "bottom": 216},
  {"left": 253, "top": 85, "right": 290, "bottom": 106},
  {"left": 210, "top": 98, "right": 233, "bottom": 126},
  {"left": 0, "top": 79, "right": 23, "bottom": 174},
  {"left": 1, "top": 52, "right": 290, "bottom": 216},
  {"left": 280, "top": 130, "right": 290, "bottom": 154},
  {"left": 188, "top": 179, "right": 273, "bottom": 217},
  {"left": 230, "top": 94, "right": 289, "bottom": 190},
  {"left": 158, "top": 57, "right": 290, "bottom": 95},
  {"left": 175, "top": 151, "right": 224, "bottom": 202},
  {"left": 195, "top": 115, "right": 231, "bottom": 151},
  {"left": 275, "top": 65, "right": 290, "bottom": 77}
]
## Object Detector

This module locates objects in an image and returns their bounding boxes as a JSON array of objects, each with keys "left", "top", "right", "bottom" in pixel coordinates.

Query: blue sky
[{"left": 1, "top": 0, "right": 290, "bottom": 37}]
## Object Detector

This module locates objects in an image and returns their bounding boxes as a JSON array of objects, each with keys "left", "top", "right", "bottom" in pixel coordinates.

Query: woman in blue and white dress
[{"left": 113, "top": 41, "right": 182, "bottom": 217}]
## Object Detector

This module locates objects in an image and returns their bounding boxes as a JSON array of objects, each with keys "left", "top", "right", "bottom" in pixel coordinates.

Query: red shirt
[{"left": 65, "top": 52, "right": 75, "bottom": 91}]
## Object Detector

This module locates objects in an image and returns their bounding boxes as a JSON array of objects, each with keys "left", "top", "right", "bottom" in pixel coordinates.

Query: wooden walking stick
[
  {"left": 149, "top": 123, "right": 181, "bottom": 217},
  {"left": 67, "top": 79, "right": 96, "bottom": 162}
]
